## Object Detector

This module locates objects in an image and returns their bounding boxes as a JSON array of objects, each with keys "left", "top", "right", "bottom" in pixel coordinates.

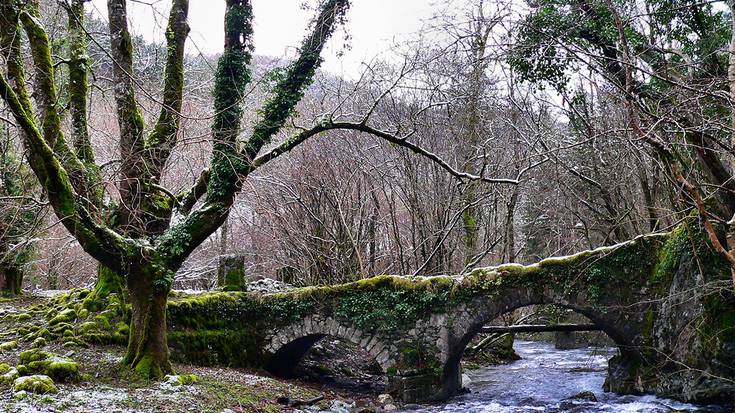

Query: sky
[{"left": 88, "top": 0, "right": 439, "bottom": 77}]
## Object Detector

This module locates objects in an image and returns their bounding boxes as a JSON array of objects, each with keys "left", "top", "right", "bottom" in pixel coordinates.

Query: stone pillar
[{"left": 217, "top": 254, "right": 246, "bottom": 291}]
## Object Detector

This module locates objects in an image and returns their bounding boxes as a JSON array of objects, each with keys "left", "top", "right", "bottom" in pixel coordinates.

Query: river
[{"left": 400, "top": 340, "right": 727, "bottom": 413}]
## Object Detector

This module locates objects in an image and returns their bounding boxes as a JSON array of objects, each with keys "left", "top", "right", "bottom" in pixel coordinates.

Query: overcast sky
[{"left": 88, "top": 0, "right": 439, "bottom": 77}]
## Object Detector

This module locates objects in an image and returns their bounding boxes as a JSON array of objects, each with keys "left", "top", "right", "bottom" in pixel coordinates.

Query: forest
[{"left": 0, "top": 0, "right": 734, "bottom": 412}]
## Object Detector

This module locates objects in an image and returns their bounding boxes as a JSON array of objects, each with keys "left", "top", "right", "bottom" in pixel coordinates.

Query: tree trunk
[
  {"left": 0, "top": 265, "right": 22, "bottom": 295},
  {"left": 123, "top": 267, "right": 172, "bottom": 379},
  {"left": 504, "top": 188, "right": 519, "bottom": 263},
  {"left": 729, "top": 0, "right": 735, "bottom": 175},
  {"left": 85, "top": 264, "right": 126, "bottom": 311}
]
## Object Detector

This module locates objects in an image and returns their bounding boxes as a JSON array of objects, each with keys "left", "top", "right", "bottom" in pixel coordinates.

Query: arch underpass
[{"left": 165, "top": 227, "right": 735, "bottom": 404}]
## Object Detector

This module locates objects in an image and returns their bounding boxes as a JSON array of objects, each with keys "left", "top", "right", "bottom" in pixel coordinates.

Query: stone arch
[
  {"left": 438, "top": 285, "right": 642, "bottom": 399},
  {"left": 263, "top": 316, "right": 395, "bottom": 377}
]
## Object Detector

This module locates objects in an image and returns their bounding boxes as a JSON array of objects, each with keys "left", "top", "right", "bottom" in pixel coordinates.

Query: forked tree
[{"left": 0, "top": 0, "right": 513, "bottom": 378}]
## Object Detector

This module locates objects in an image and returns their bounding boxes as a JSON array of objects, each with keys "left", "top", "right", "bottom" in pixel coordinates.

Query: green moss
[
  {"left": 19, "top": 349, "right": 81, "bottom": 382},
  {"left": 0, "top": 367, "right": 19, "bottom": 385},
  {"left": 0, "top": 340, "right": 18, "bottom": 351},
  {"left": 93, "top": 314, "right": 112, "bottom": 330},
  {"left": 75, "top": 321, "right": 98, "bottom": 334},
  {"left": 0, "top": 363, "right": 10, "bottom": 374},
  {"left": 61, "top": 338, "right": 88, "bottom": 348},
  {"left": 133, "top": 353, "right": 162, "bottom": 380},
  {"left": 83, "top": 269, "right": 124, "bottom": 311},
  {"left": 15, "top": 313, "right": 31, "bottom": 322},
  {"left": 19, "top": 348, "right": 49, "bottom": 364},
  {"left": 168, "top": 329, "right": 263, "bottom": 367},
  {"left": 33, "top": 328, "right": 51, "bottom": 341},
  {"left": 50, "top": 322, "right": 73, "bottom": 336},
  {"left": 642, "top": 307, "right": 655, "bottom": 347},
  {"left": 49, "top": 308, "right": 76, "bottom": 325},
  {"left": 334, "top": 282, "right": 450, "bottom": 331},
  {"left": 650, "top": 224, "right": 689, "bottom": 295},
  {"left": 31, "top": 337, "right": 47, "bottom": 348},
  {"left": 165, "top": 373, "right": 198, "bottom": 386},
  {"left": 13, "top": 375, "right": 57, "bottom": 394}
]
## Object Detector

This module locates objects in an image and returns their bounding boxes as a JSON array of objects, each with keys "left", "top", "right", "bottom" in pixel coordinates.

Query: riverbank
[{"left": 0, "top": 294, "right": 391, "bottom": 413}]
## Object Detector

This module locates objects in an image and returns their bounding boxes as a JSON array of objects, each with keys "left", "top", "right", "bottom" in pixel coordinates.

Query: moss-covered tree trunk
[
  {"left": 1, "top": 0, "right": 350, "bottom": 383},
  {"left": 461, "top": 9, "right": 492, "bottom": 267},
  {"left": 123, "top": 267, "right": 171, "bottom": 378},
  {"left": 85, "top": 265, "right": 126, "bottom": 310}
]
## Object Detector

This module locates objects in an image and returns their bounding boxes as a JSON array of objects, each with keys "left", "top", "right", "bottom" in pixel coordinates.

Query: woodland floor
[{"left": 0, "top": 294, "right": 385, "bottom": 413}]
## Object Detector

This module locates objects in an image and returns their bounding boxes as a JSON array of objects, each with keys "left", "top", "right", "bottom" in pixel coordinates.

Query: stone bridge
[{"left": 166, "top": 226, "right": 735, "bottom": 404}]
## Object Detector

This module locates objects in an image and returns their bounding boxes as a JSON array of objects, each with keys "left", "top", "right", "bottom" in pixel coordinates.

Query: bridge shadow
[{"left": 268, "top": 334, "right": 386, "bottom": 393}]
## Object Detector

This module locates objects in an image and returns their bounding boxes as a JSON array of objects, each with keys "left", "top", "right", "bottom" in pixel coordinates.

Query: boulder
[
  {"left": 13, "top": 375, "right": 58, "bottom": 394},
  {"left": 0, "top": 340, "right": 18, "bottom": 352},
  {"left": 19, "top": 349, "right": 80, "bottom": 382}
]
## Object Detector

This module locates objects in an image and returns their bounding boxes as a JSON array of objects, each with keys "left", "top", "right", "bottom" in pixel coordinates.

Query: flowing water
[{"left": 401, "top": 340, "right": 727, "bottom": 413}]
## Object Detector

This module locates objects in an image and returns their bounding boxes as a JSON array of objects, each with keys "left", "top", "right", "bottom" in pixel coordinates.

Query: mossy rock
[
  {"left": 19, "top": 349, "right": 81, "bottom": 382},
  {"left": 15, "top": 313, "right": 32, "bottom": 322},
  {"left": 15, "top": 326, "right": 32, "bottom": 336},
  {"left": 0, "top": 340, "right": 18, "bottom": 352},
  {"left": 81, "top": 332, "right": 112, "bottom": 345},
  {"left": 75, "top": 321, "right": 98, "bottom": 335},
  {"left": 13, "top": 375, "right": 58, "bottom": 394},
  {"left": 33, "top": 328, "right": 52, "bottom": 341},
  {"left": 31, "top": 337, "right": 47, "bottom": 348},
  {"left": 98, "top": 309, "right": 119, "bottom": 321},
  {"left": 19, "top": 349, "right": 52, "bottom": 364},
  {"left": 0, "top": 368, "right": 19, "bottom": 385},
  {"left": 62, "top": 338, "right": 88, "bottom": 348},
  {"left": 93, "top": 315, "right": 112, "bottom": 330},
  {"left": 49, "top": 308, "right": 77, "bottom": 325},
  {"left": 51, "top": 322, "right": 73, "bottom": 336},
  {"left": 0, "top": 363, "right": 10, "bottom": 374},
  {"left": 164, "top": 374, "right": 198, "bottom": 386}
]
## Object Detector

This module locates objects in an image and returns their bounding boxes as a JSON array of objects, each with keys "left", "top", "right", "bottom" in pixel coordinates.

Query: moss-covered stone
[
  {"left": 218, "top": 255, "right": 246, "bottom": 291},
  {"left": 13, "top": 375, "right": 58, "bottom": 394},
  {"left": 19, "top": 349, "right": 80, "bottom": 382},
  {"left": 0, "top": 363, "right": 10, "bottom": 374},
  {"left": 62, "top": 338, "right": 88, "bottom": 348},
  {"left": 75, "top": 321, "right": 98, "bottom": 334},
  {"left": 31, "top": 337, "right": 47, "bottom": 348},
  {"left": 0, "top": 340, "right": 18, "bottom": 352},
  {"left": 49, "top": 308, "right": 76, "bottom": 325},
  {"left": 19, "top": 349, "right": 51, "bottom": 364},
  {"left": 0, "top": 368, "right": 19, "bottom": 384},
  {"left": 15, "top": 313, "right": 31, "bottom": 322},
  {"left": 164, "top": 373, "right": 198, "bottom": 386},
  {"left": 51, "top": 322, "right": 73, "bottom": 336},
  {"left": 33, "top": 328, "right": 51, "bottom": 341}
]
